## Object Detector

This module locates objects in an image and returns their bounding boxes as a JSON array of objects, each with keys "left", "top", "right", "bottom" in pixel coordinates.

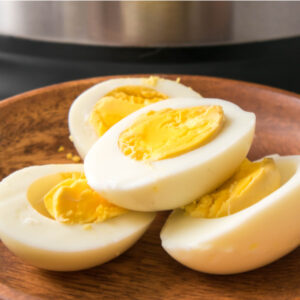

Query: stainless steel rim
[{"left": 0, "top": 1, "right": 299, "bottom": 47}]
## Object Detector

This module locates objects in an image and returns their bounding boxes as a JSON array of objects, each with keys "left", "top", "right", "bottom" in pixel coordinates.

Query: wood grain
[{"left": 0, "top": 75, "right": 300, "bottom": 300}]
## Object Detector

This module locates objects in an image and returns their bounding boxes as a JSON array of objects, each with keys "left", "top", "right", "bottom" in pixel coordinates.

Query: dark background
[{"left": 0, "top": 36, "right": 299, "bottom": 100}]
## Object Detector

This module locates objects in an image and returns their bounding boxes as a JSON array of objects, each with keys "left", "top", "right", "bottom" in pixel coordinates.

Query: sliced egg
[
  {"left": 84, "top": 98, "right": 256, "bottom": 212},
  {"left": 69, "top": 76, "right": 202, "bottom": 158},
  {"left": 0, "top": 164, "right": 155, "bottom": 271},
  {"left": 160, "top": 155, "right": 300, "bottom": 274}
]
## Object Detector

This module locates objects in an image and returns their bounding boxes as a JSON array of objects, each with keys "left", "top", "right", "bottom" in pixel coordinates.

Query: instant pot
[{"left": 0, "top": 1, "right": 299, "bottom": 99}]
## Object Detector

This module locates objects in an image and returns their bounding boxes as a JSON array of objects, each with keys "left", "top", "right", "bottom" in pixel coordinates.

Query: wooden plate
[{"left": 0, "top": 75, "right": 300, "bottom": 300}]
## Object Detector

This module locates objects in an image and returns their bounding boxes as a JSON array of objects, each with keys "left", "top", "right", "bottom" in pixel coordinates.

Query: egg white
[
  {"left": 69, "top": 77, "right": 202, "bottom": 158},
  {"left": 160, "top": 155, "right": 300, "bottom": 274},
  {"left": 84, "top": 98, "right": 256, "bottom": 212},
  {"left": 0, "top": 164, "right": 155, "bottom": 271}
]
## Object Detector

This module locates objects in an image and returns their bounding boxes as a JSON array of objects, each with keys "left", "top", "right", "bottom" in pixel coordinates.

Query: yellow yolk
[
  {"left": 118, "top": 105, "right": 224, "bottom": 161},
  {"left": 89, "top": 86, "right": 168, "bottom": 137},
  {"left": 142, "top": 76, "right": 160, "bottom": 86},
  {"left": 185, "top": 158, "right": 281, "bottom": 218},
  {"left": 43, "top": 172, "right": 126, "bottom": 224}
]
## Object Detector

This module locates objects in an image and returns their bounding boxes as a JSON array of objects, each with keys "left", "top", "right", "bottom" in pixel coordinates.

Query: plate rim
[{"left": 1, "top": 74, "right": 299, "bottom": 110}]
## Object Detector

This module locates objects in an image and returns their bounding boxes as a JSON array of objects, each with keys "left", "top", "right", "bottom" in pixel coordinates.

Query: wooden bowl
[{"left": 0, "top": 75, "right": 299, "bottom": 299}]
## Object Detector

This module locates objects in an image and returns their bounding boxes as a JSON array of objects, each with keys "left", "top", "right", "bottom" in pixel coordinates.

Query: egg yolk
[
  {"left": 118, "top": 105, "right": 224, "bottom": 161},
  {"left": 89, "top": 86, "right": 168, "bottom": 137},
  {"left": 185, "top": 158, "right": 281, "bottom": 218},
  {"left": 43, "top": 172, "right": 127, "bottom": 224}
]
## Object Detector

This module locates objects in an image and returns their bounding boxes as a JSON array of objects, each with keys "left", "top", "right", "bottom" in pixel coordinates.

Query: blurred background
[{"left": 0, "top": 0, "right": 299, "bottom": 100}]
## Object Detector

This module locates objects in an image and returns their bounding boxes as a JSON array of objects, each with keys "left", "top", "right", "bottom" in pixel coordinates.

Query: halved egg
[
  {"left": 160, "top": 155, "right": 300, "bottom": 274},
  {"left": 84, "top": 98, "right": 256, "bottom": 212},
  {"left": 0, "top": 164, "right": 155, "bottom": 271},
  {"left": 68, "top": 76, "right": 202, "bottom": 158}
]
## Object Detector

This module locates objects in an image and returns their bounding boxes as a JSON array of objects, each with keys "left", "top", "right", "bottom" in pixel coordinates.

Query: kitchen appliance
[
  {"left": 1, "top": 1, "right": 300, "bottom": 47},
  {"left": 0, "top": 1, "right": 299, "bottom": 99}
]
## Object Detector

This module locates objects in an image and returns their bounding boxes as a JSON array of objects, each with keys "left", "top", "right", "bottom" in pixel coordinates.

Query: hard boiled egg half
[
  {"left": 69, "top": 76, "right": 202, "bottom": 158},
  {"left": 161, "top": 155, "right": 300, "bottom": 274},
  {"left": 0, "top": 164, "right": 155, "bottom": 271},
  {"left": 84, "top": 98, "right": 256, "bottom": 211}
]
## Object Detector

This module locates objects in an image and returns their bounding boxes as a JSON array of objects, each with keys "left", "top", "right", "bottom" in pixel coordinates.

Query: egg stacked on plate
[{"left": 0, "top": 76, "right": 299, "bottom": 274}]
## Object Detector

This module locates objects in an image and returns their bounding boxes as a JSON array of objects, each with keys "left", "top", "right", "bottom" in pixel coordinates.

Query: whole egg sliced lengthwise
[
  {"left": 69, "top": 77, "right": 202, "bottom": 158},
  {"left": 160, "top": 155, "right": 300, "bottom": 274},
  {"left": 84, "top": 98, "right": 256, "bottom": 212},
  {"left": 0, "top": 164, "right": 155, "bottom": 271}
]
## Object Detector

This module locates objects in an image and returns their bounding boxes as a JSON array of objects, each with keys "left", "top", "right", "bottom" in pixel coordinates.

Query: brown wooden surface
[{"left": 0, "top": 75, "right": 300, "bottom": 300}]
